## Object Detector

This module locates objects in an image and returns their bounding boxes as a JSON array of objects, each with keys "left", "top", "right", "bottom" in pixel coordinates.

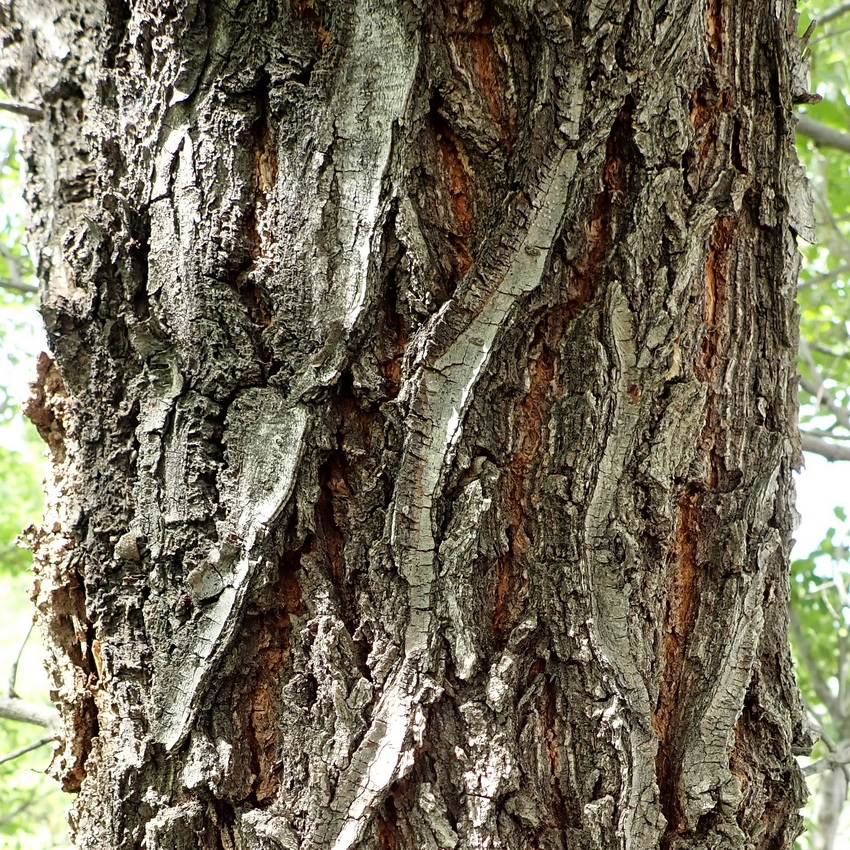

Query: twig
[
  {"left": 790, "top": 607, "right": 840, "bottom": 716},
  {"left": 833, "top": 570, "right": 850, "bottom": 611},
  {"left": 0, "top": 101, "right": 43, "bottom": 121},
  {"left": 803, "top": 743, "right": 850, "bottom": 776},
  {"left": 805, "top": 708, "right": 836, "bottom": 751},
  {"left": 810, "top": 183, "right": 850, "bottom": 269},
  {"left": 810, "top": 24, "right": 850, "bottom": 47},
  {"left": 801, "top": 708, "right": 850, "bottom": 783},
  {"left": 799, "top": 338, "right": 850, "bottom": 432},
  {"left": 799, "top": 375, "right": 850, "bottom": 434},
  {"left": 808, "top": 345, "right": 850, "bottom": 361},
  {"left": 7, "top": 621, "right": 33, "bottom": 698},
  {"left": 802, "top": 427, "right": 850, "bottom": 440},
  {"left": 0, "top": 735, "right": 53, "bottom": 768},
  {"left": 0, "top": 787, "right": 37, "bottom": 826}
]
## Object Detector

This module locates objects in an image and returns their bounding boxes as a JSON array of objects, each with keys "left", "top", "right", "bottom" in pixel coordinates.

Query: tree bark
[{"left": 2, "top": 0, "right": 815, "bottom": 848}]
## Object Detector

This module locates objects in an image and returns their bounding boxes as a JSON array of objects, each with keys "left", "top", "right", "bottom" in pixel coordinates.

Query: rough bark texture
[{"left": 2, "top": 0, "right": 815, "bottom": 848}]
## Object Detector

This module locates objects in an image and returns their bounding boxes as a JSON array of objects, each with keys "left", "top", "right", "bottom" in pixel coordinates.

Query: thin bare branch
[
  {"left": 818, "top": 1, "right": 850, "bottom": 25},
  {"left": 790, "top": 607, "right": 840, "bottom": 716},
  {"left": 0, "top": 246, "right": 37, "bottom": 296},
  {"left": 0, "top": 787, "right": 38, "bottom": 827},
  {"left": 809, "top": 346, "right": 850, "bottom": 362},
  {"left": 800, "top": 376, "right": 850, "bottom": 433},
  {"left": 803, "top": 427, "right": 850, "bottom": 440},
  {"left": 0, "top": 101, "right": 43, "bottom": 121},
  {"left": 834, "top": 570, "right": 850, "bottom": 609},
  {"left": 810, "top": 182, "right": 850, "bottom": 268},
  {"left": 0, "top": 735, "right": 53, "bottom": 768},
  {"left": 799, "top": 262, "right": 850, "bottom": 290},
  {"left": 803, "top": 743, "right": 850, "bottom": 776},
  {"left": 801, "top": 707, "right": 850, "bottom": 782},
  {"left": 799, "top": 338, "right": 850, "bottom": 432},
  {"left": 0, "top": 696, "right": 57, "bottom": 729},
  {"left": 797, "top": 113, "right": 850, "bottom": 155},
  {"left": 0, "top": 278, "right": 37, "bottom": 295},
  {"left": 801, "top": 431, "right": 850, "bottom": 461},
  {"left": 810, "top": 24, "right": 850, "bottom": 47}
]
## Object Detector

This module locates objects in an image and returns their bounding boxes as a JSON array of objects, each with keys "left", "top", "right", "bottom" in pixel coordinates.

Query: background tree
[{"left": 0, "top": 1, "right": 817, "bottom": 849}]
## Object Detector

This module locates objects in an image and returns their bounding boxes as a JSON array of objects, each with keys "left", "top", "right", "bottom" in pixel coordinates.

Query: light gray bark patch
[
  {"left": 438, "top": 462, "right": 501, "bottom": 680},
  {"left": 153, "top": 389, "right": 307, "bottom": 751},
  {"left": 133, "top": 350, "right": 185, "bottom": 559},
  {"left": 329, "top": 0, "right": 419, "bottom": 334},
  {"left": 273, "top": 0, "right": 419, "bottom": 402},
  {"left": 221, "top": 389, "right": 309, "bottom": 537}
]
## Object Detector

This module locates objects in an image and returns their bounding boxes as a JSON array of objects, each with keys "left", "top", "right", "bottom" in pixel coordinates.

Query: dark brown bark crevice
[
  {"left": 376, "top": 793, "right": 399, "bottom": 850},
  {"left": 492, "top": 315, "right": 555, "bottom": 643},
  {"left": 429, "top": 100, "right": 476, "bottom": 281},
  {"left": 706, "top": 0, "right": 727, "bottom": 66},
  {"left": 654, "top": 488, "right": 704, "bottom": 847},
  {"left": 540, "top": 674, "right": 579, "bottom": 833},
  {"left": 292, "top": 0, "right": 331, "bottom": 52},
  {"left": 699, "top": 215, "right": 735, "bottom": 381}
]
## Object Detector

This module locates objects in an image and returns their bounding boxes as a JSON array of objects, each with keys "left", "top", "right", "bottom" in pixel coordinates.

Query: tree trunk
[
  {"left": 2, "top": 0, "right": 815, "bottom": 847},
  {"left": 813, "top": 767, "right": 848, "bottom": 850}
]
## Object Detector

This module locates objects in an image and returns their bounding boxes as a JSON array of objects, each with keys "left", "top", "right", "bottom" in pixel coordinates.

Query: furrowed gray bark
[{"left": 2, "top": 0, "right": 814, "bottom": 848}]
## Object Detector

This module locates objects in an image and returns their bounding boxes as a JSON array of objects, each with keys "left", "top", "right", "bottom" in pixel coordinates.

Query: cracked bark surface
[{"left": 2, "top": 0, "right": 814, "bottom": 847}]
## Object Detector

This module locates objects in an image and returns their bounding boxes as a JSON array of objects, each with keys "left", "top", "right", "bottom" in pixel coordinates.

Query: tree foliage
[{"left": 798, "top": 1, "right": 850, "bottom": 455}]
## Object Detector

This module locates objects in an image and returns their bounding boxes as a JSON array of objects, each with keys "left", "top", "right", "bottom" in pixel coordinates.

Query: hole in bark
[
  {"left": 315, "top": 449, "right": 348, "bottom": 585},
  {"left": 103, "top": 0, "right": 131, "bottom": 66},
  {"left": 378, "top": 793, "right": 399, "bottom": 850},
  {"left": 731, "top": 118, "right": 747, "bottom": 173},
  {"left": 376, "top": 206, "right": 409, "bottom": 400}
]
